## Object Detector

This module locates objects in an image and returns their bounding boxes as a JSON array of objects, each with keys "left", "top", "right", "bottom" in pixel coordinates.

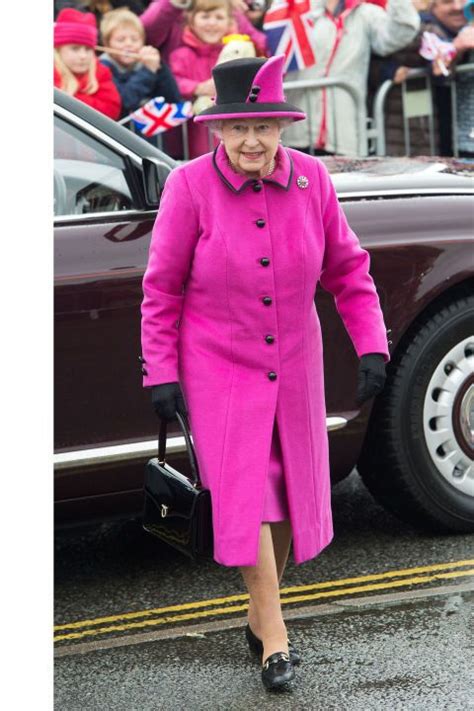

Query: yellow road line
[
  {"left": 54, "top": 558, "right": 474, "bottom": 632},
  {"left": 54, "top": 567, "right": 474, "bottom": 642},
  {"left": 279, "top": 558, "right": 474, "bottom": 595},
  {"left": 278, "top": 568, "right": 474, "bottom": 606}
]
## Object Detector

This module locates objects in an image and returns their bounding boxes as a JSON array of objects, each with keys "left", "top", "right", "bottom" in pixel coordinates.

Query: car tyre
[{"left": 358, "top": 295, "right": 474, "bottom": 533}]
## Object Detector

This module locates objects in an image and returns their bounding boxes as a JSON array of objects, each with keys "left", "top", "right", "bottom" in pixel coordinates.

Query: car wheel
[{"left": 358, "top": 295, "right": 474, "bottom": 532}]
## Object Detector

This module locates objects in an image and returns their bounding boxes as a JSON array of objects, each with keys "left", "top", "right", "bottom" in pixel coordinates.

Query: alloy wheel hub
[{"left": 423, "top": 336, "right": 474, "bottom": 497}]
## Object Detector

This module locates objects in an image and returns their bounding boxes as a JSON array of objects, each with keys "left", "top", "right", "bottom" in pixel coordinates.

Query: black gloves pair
[{"left": 151, "top": 354, "right": 385, "bottom": 421}]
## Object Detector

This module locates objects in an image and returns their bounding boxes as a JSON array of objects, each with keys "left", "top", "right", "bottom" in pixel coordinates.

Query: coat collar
[{"left": 212, "top": 143, "right": 293, "bottom": 193}]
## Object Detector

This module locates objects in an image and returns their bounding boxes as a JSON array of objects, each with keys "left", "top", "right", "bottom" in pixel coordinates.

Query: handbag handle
[{"left": 158, "top": 411, "right": 201, "bottom": 487}]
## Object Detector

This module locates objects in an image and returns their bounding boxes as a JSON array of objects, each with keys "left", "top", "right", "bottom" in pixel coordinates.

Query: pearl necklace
[{"left": 262, "top": 158, "right": 276, "bottom": 177}]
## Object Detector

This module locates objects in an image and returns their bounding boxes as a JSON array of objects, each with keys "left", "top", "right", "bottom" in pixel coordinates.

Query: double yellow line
[{"left": 54, "top": 559, "right": 474, "bottom": 643}]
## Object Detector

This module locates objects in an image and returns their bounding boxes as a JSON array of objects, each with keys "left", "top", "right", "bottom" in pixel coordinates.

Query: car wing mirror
[{"left": 142, "top": 157, "right": 171, "bottom": 208}]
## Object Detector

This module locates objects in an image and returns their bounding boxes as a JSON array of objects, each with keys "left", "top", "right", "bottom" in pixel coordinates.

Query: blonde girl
[{"left": 54, "top": 8, "right": 121, "bottom": 119}]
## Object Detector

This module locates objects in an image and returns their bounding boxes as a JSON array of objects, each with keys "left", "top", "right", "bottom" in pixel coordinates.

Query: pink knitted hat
[{"left": 54, "top": 8, "right": 98, "bottom": 49}]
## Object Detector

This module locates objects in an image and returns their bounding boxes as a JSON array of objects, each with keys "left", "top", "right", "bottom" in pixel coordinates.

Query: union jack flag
[
  {"left": 263, "top": 0, "right": 316, "bottom": 73},
  {"left": 131, "top": 97, "right": 193, "bottom": 137}
]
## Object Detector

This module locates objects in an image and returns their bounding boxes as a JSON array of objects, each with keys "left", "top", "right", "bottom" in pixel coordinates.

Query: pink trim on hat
[
  {"left": 194, "top": 110, "right": 306, "bottom": 123},
  {"left": 246, "top": 55, "right": 286, "bottom": 104}
]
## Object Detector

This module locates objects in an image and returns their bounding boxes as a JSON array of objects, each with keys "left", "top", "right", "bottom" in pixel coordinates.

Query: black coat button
[
  {"left": 265, "top": 335, "right": 275, "bottom": 344},
  {"left": 256, "top": 218, "right": 266, "bottom": 228},
  {"left": 260, "top": 257, "right": 270, "bottom": 267},
  {"left": 253, "top": 182, "right": 262, "bottom": 192},
  {"left": 262, "top": 296, "right": 272, "bottom": 306},
  {"left": 268, "top": 371, "right": 277, "bottom": 381},
  {"left": 138, "top": 355, "right": 146, "bottom": 364},
  {"left": 141, "top": 366, "right": 148, "bottom": 376}
]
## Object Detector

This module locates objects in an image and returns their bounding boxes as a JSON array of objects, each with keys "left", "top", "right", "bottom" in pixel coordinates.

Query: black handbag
[{"left": 142, "top": 411, "right": 213, "bottom": 561}]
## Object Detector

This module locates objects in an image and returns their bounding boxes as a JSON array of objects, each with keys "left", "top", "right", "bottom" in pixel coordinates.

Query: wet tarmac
[
  {"left": 55, "top": 586, "right": 473, "bottom": 710},
  {"left": 54, "top": 471, "right": 473, "bottom": 624},
  {"left": 54, "top": 472, "right": 474, "bottom": 709}
]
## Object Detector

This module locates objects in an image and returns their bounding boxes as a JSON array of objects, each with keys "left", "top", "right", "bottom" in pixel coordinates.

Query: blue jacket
[{"left": 100, "top": 54, "right": 182, "bottom": 117}]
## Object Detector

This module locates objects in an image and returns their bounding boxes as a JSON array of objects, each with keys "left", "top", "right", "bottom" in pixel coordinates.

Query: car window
[{"left": 54, "top": 116, "right": 135, "bottom": 217}]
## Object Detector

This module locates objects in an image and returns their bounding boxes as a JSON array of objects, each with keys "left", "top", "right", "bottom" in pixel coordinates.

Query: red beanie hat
[{"left": 54, "top": 8, "right": 98, "bottom": 48}]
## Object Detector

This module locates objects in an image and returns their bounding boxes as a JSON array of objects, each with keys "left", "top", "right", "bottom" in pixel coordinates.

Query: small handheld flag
[
  {"left": 263, "top": 0, "right": 316, "bottom": 73},
  {"left": 419, "top": 31, "right": 456, "bottom": 77},
  {"left": 131, "top": 97, "right": 193, "bottom": 137}
]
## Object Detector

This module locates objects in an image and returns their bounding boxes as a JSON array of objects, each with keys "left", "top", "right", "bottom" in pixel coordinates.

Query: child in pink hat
[
  {"left": 54, "top": 8, "right": 122, "bottom": 120},
  {"left": 169, "top": 0, "right": 241, "bottom": 157}
]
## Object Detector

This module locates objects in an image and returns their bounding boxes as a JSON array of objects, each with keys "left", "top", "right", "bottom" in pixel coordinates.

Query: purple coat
[{"left": 141, "top": 145, "right": 389, "bottom": 567}]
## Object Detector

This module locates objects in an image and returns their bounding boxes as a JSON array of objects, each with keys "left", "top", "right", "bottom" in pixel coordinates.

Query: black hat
[{"left": 194, "top": 55, "right": 306, "bottom": 123}]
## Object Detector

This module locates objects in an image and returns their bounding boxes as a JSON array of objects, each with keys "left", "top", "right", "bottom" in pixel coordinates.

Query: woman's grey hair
[{"left": 207, "top": 117, "right": 294, "bottom": 137}]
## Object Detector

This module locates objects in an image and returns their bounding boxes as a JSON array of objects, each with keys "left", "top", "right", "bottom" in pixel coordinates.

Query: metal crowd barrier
[
  {"left": 281, "top": 77, "right": 367, "bottom": 156},
  {"left": 372, "top": 62, "right": 474, "bottom": 157},
  {"left": 372, "top": 67, "right": 434, "bottom": 156},
  {"left": 449, "top": 62, "right": 474, "bottom": 158},
  {"left": 119, "top": 63, "right": 473, "bottom": 159},
  {"left": 119, "top": 76, "right": 367, "bottom": 159}
]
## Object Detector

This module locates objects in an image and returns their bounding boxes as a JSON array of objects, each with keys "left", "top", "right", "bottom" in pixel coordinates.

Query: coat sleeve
[
  {"left": 141, "top": 0, "right": 189, "bottom": 49},
  {"left": 364, "top": 0, "right": 420, "bottom": 57},
  {"left": 141, "top": 167, "right": 200, "bottom": 386},
  {"left": 316, "top": 160, "right": 390, "bottom": 361}
]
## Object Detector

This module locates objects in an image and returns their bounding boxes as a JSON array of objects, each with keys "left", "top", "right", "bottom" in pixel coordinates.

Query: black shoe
[
  {"left": 261, "top": 652, "right": 295, "bottom": 691},
  {"left": 245, "top": 624, "right": 301, "bottom": 665}
]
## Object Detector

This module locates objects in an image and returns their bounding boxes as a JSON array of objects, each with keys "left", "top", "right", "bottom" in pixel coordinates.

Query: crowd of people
[{"left": 53, "top": 0, "right": 474, "bottom": 157}]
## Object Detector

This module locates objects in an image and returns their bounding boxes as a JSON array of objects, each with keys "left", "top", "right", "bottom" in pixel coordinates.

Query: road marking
[
  {"left": 54, "top": 579, "right": 474, "bottom": 658},
  {"left": 54, "top": 558, "right": 474, "bottom": 631},
  {"left": 54, "top": 560, "right": 474, "bottom": 643}
]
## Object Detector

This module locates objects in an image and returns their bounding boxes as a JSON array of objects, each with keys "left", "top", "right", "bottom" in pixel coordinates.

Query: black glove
[
  {"left": 151, "top": 382, "right": 187, "bottom": 422},
  {"left": 356, "top": 354, "right": 386, "bottom": 406}
]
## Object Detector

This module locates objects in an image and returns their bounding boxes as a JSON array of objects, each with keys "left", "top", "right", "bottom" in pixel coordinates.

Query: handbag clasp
[{"left": 160, "top": 504, "right": 169, "bottom": 518}]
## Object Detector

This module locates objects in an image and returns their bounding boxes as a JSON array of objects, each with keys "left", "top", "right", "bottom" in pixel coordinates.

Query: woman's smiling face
[{"left": 221, "top": 118, "right": 282, "bottom": 177}]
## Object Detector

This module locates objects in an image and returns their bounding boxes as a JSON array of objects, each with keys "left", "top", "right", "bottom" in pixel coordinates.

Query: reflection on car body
[{"left": 53, "top": 89, "right": 474, "bottom": 535}]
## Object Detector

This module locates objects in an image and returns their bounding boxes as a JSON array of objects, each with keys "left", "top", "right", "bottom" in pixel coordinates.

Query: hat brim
[{"left": 194, "top": 101, "right": 306, "bottom": 123}]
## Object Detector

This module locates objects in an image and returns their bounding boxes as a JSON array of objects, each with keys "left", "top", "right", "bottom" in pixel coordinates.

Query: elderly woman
[{"left": 141, "top": 55, "right": 389, "bottom": 691}]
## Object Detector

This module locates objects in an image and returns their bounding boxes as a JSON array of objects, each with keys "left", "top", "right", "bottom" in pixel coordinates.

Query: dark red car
[{"left": 54, "top": 90, "right": 474, "bottom": 534}]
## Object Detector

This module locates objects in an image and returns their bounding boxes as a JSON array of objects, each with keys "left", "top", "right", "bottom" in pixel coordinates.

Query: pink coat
[
  {"left": 141, "top": 145, "right": 389, "bottom": 567},
  {"left": 169, "top": 29, "right": 221, "bottom": 157}
]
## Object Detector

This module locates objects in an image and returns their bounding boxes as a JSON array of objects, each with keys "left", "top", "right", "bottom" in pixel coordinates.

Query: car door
[{"left": 54, "top": 112, "right": 160, "bottom": 461}]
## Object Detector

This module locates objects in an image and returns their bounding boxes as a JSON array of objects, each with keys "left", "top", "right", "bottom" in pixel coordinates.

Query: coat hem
[{"left": 212, "top": 530, "right": 334, "bottom": 568}]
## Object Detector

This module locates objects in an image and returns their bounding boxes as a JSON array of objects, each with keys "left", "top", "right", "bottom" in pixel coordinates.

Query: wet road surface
[
  {"left": 55, "top": 586, "right": 473, "bottom": 710},
  {"left": 54, "top": 472, "right": 474, "bottom": 709}
]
